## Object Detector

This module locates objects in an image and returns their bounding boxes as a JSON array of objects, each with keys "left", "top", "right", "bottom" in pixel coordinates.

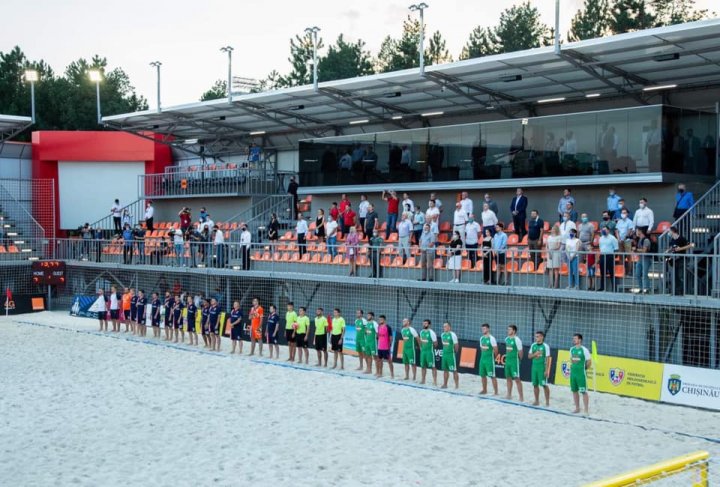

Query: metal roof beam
[{"left": 318, "top": 87, "right": 410, "bottom": 129}]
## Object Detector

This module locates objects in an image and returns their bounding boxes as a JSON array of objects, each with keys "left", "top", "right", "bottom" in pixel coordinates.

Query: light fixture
[
  {"left": 643, "top": 84, "right": 677, "bottom": 92},
  {"left": 654, "top": 53, "right": 680, "bottom": 62},
  {"left": 521, "top": 118, "right": 529, "bottom": 125},
  {"left": 420, "top": 111, "right": 443, "bottom": 117},
  {"left": 500, "top": 74, "right": 522, "bottom": 82},
  {"left": 384, "top": 92, "right": 402, "bottom": 98},
  {"left": 391, "top": 115, "right": 403, "bottom": 120},
  {"left": 585, "top": 93, "right": 601, "bottom": 98},
  {"left": 249, "top": 130, "right": 266, "bottom": 136},
  {"left": 289, "top": 104, "right": 305, "bottom": 111},
  {"left": 88, "top": 69, "right": 102, "bottom": 82},
  {"left": 537, "top": 97, "right": 566, "bottom": 104},
  {"left": 349, "top": 119, "right": 369, "bottom": 125},
  {"left": 183, "top": 138, "right": 199, "bottom": 145},
  {"left": 486, "top": 106, "right": 495, "bottom": 110},
  {"left": 24, "top": 69, "right": 39, "bottom": 82}
]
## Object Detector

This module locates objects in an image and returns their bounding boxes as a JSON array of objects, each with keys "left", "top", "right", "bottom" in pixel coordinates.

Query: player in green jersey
[
  {"left": 479, "top": 323, "right": 499, "bottom": 395},
  {"left": 440, "top": 322, "right": 459, "bottom": 389},
  {"left": 529, "top": 331, "right": 551, "bottom": 407},
  {"left": 354, "top": 309, "right": 367, "bottom": 371},
  {"left": 363, "top": 311, "right": 378, "bottom": 375},
  {"left": 504, "top": 324, "right": 524, "bottom": 402},
  {"left": 313, "top": 308, "right": 329, "bottom": 367},
  {"left": 330, "top": 308, "right": 346, "bottom": 370},
  {"left": 400, "top": 318, "right": 419, "bottom": 380},
  {"left": 570, "top": 333, "right": 592, "bottom": 414},
  {"left": 419, "top": 319, "right": 438, "bottom": 386},
  {"left": 285, "top": 302, "right": 298, "bottom": 362}
]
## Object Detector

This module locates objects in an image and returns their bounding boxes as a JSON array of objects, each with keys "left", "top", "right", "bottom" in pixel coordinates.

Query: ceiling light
[
  {"left": 420, "top": 111, "right": 444, "bottom": 117},
  {"left": 537, "top": 97, "right": 566, "bottom": 104},
  {"left": 183, "top": 138, "right": 199, "bottom": 145},
  {"left": 585, "top": 93, "right": 601, "bottom": 98},
  {"left": 643, "top": 84, "right": 677, "bottom": 92},
  {"left": 289, "top": 104, "right": 305, "bottom": 111},
  {"left": 391, "top": 115, "right": 403, "bottom": 120},
  {"left": 384, "top": 92, "right": 402, "bottom": 98},
  {"left": 249, "top": 130, "right": 266, "bottom": 136},
  {"left": 349, "top": 119, "right": 369, "bottom": 125},
  {"left": 500, "top": 74, "right": 522, "bottom": 82},
  {"left": 654, "top": 53, "right": 680, "bottom": 62}
]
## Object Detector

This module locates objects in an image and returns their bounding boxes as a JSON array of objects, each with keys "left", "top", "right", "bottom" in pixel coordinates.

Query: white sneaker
[
  {"left": 454, "top": 279, "right": 460, "bottom": 283},
  {"left": 449, "top": 278, "right": 455, "bottom": 283}
]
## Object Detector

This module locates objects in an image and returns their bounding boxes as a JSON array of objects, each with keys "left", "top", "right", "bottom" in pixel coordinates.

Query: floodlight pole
[
  {"left": 95, "top": 80, "right": 102, "bottom": 125},
  {"left": 29, "top": 79, "right": 36, "bottom": 124},
  {"left": 220, "top": 46, "right": 234, "bottom": 103},
  {"left": 554, "top": 0, "right": 561, "bottom": 54},
  {"left": 150, "top": 61, "right": 162, "bottom": 112},
  {"left": 305, "top": 27, "right": 321, "bottom": 91},
  {"left": 409, "top": 3, "right": 429, "bottom": 74}
]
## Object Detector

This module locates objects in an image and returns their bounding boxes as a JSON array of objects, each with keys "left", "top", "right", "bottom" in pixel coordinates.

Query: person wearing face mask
[
  {"left": 597, "top": 227, "right": 619, "bottom": 292},
  {"left": 559, "top": 212, "right": 577, "bottom": 249},
  {"left": 465, "top": 214, "right": 481, "bottom": 268},
  {"left": 606, "top": 188, "right": 621, "bottom": 219},
  {"left": 666, "top": 225, "right": 694, "bottom": 295},
  {"left": 369, "top": 229, "right": 384, "bottom": 279},
  {"left": 565, "top": 229, "right": 581, "bottom": 289},
  {"left": 673, "top": 184, "right": 694, "bottom": 220},
  {"left": 599, "top": 211, "right": 616, "bottom": 235},
  {"left": 577, "top": 214, "right": 595, "bottom": 290},
  {"left": 633, "top": 198, "right": 654, "bottom": 235},
  {"left": 527, "top": 210, "right": 545, "bottom": 268},
  {"left": 632, "top": 228, "right": 652, "bottom": 294},
  {"left": 615, "top": 209, "right": 635, "bottom": 275}
]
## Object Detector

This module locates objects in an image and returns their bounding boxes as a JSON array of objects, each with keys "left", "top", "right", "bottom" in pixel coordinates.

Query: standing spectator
[
  {"left": 577, "top": 213, "right": 595, "bottom": 254},
  {"left": 81, "top": 223, "right": 93, "bottom": 259},
  {"left": 418, "top": 223, "right": 436, "bottom": 282},
  {"left": 122, "top": 224, "right": 134, "bottom": 265},
  {"left": 339, "top": 193, "right": 351, "bottom": 214},
  {"left": 452, "top": 202, "right": 467, "bottom": 243},
  {"left": 198, "top": 207, "right": 209, "bottom": 223},
  {"left": 481, "top": 202, "right": 498, "bottom": 236},
  {"left": 202, "top": 213, "right": 215, "bottom": 234},
  {"left": 667, "top": 226, "right": 694, "bottom": 295},
  {"left": 248, "top": 142, "right": 262, "bottom": 163},
  {"left": 616, "top": 209, "right": 635, "bottom": 243},
  {"left": 369, "top": 229, "right": 384, "bottom": 278},
  {"left": 599, "top": 211, "right": 616, "bottom": 235},
  {"left": 633, "top": 198, "right": 654, "bottom": 235},
  {"left": 134, "top": 223, "right": 146, "bottom": 264},
  {"left": 412, "top": 207, "right": 425, "bottom": 245},
  {"left": 325, "top": 215, "right": 338, "bottom": 258},
  {"left": 171, "top": 229, "right": 184, "bottom": 267},
  {"left": 510, "top": 187, "right": 527, "bottom": 240},
  {"left": 213, "top": 225, "right": 225, "bottom": 268},
  {"left": 144, "top": 200, "right": 154, "bottom": 232},
  {"left": 121, "top": 209, "right": 132, "bottom": 230},
  {"left": 491, "top": 223, "right": 508, "bottom": 285},
  {"left": 364, "top": 204, "right": 378, "bottom": 238},
  {"left": 483, "top": 193, "right": 499, "bottom": 217},
  {"left": 287, "top": 176, "right": 299, "bottom": 219},
  {"left": 481, "top": 228, "right": 493, "bottom": 284},
  {"left": 111, "top": 199, "right": 122, "bottom": 234},
  {"left": 239, "top": 224, "right": 251, "bottom": 270},
  {"left": 401, "top": 192, "right": 415, "bottom": 214},
  {"left": 296, "top": 213, "right": 308, "bottom": 258},
  {"left": 429, "top": 192, "right": 443, "bottom": 214},
  {"left": 186, "top": 225, "right": 202, "bottom": 267},
  {"left": 465, "top": 214, "right": 481, "bottom": 268},
  {"left": 346, "top": 226, "right": 359, "bottom": 276},
  {"left": 178, "top": 207, "right": 192, "bottom": 234},
  {"left": 397, "top": 212, "right": 413, "bottom": 264},
  {"left": 617, "top": 198, "right": 632, "bottom": 220},
  {"left": 565, "top": 202, "right": 578, "bottom": 223},
  {"left": 382, "top": 190, "right": 400, "bottom": 238},
  {"left": 315, "top": 209, "right": 326, "bottom": 243},
  {"left": 267, "top": 213, "right": 279, "bottom": 248},
  {"left": 546, "top": 225, "right": 562, "bottom": 289},
  {"left": 527, "top": 210, "right": 544, "bottom": 268},
  {"left": 358, "top": 194, "right": 369, "bottom": 238},
  {"left": 401, "top": 145, "right": 411, "bottom": 167},
  {"left": 329, "top": 202, "right": 340, "bottom": 232},
  {"left": 633, "top": 228, "right": 652, "bottom": 294},
  {"left": 565, "top": 229, "right": 581, "bottom": 289},
  {"left": 606, "top": 188, "right": 621, "bottom": 219},
  {"left": 460, "top": 191, "right": 473, "bottom": 217},
  {"left": 673, "top": 184, "right": 694, "bottom": 220},
  {"left": 429, "top": 214, "right": 440, "bottom": 238},
  {"left": 559, "top": 212, "right": 577, "bottom": 248},
  {"left": 557, "top": 188, "right": 575, "bottom": 221},
  {"left": 338, "top": 150, "right": 352, "bottom": 175},
  {"left": 597, "top": 228, "right": 619, "bottom": 292},
  {"left": 342, "top": 203, "right": 356, "bottom": 238},
  {"left": 447, "top": 230, "right": 463, "bottom": 283},
  {"left": 425, "top": 199, "right": 440, "bottom": 223}
]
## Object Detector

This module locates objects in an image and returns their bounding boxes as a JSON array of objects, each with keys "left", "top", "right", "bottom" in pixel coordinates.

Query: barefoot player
[
  {"left": 504, "top": 324, "right": 524, "bottom": 402},
  {"left": 150, "top": 292, "right": 162, "bottom": 338},
  {"left": 401, "top": 318, "right": 419, "bottom": 381},
  {"left": 229, "top": 301, "right": 243, "bottom": 354},
  {"left": 363, "top": 311, "right": 378, "bottom": 374},
  {"left": 313, "top": 307, "right": 329, "bottom": 367},
  {"left": 440, "top": 322, "right": 459, "bottom": 389},
  {"left": 249, "top": 298, "right": 264, "bottom": 356},
  {"left": 354, "top": 309, "right": 367, "bottom": 371},
  {"left": 570, "top": 333, "right": 592, "bottom": 414},
  {"left": 295, "top": 307, "right": 310, "bottom": 364},
  {"left": 185, "top": 295, "right": 198, "bottom": 345},
  {"left": 529, "top": 331, "right": 551, "bottom": 406},
  {"left": 136, "top": 290, "right": 147, "bottom": 337},
  {"left": 479, "top": 323, "right": 498, "bottom": 395},
  {"left": 330, "top": 308, "right": 346, "bottom": 370},
  {"left": 285, "top": 302, "right": 298, "bottom": 362},
  {"left": 419, "top": 319, "right": 438, "bottom": 386},
  {"left": 266, "top": 305, "right": 280, "bottom": 359}
]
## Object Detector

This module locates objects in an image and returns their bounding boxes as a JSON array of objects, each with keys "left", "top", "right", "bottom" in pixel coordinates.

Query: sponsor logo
[
  {"left": 667, "top": 374, "right": 682, "bottom": 396},
  {"left": 609, "top": 368, "right": 625, "bottom": 386},
  {"left": 561, "top": 361, "right": 571, "bottom": 379}
]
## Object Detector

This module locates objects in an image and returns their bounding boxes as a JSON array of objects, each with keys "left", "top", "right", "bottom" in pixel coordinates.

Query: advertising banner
[
  {"left": 554, "top": 351, "right": 663, "bottom": 401},
  {"left": 660, "top": 364, "right": 720, "bottom": 411},
  {"left": 70, "top": 295, "right": 101, "bottom": 318}
]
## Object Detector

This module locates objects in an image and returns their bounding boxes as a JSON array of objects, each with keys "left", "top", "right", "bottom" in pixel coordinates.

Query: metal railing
[
  {"left": 88, "top": 198, "right": 147, "bottom": 237},
  {"left": 226, "top": 195, "right": 293, "bottom": 242},
  {"left": 659, "top": 180, "right": 720, "bottom": 253},
  {"left": 13, "top": 238, "right": 717, "bottom": 300},
  {"left": 138, "top": 167, "right": 295, "bottom": 198},
  {"left": 0, "top": 180, "right": 47, "bottom": 242}
]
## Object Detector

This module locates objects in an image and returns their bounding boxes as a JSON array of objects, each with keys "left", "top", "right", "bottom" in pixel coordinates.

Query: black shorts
[
  {"left": 295, "top": 333, "right": 307, "bottom": 347},
  {"left": 201, "top": 321, "right": 209, "bottom": 335},
  {"left": 124, "top": 310, "right": 131, "bottom": 320},
  {"left": 152, "top": 317, "right": 160, "bottom": 327},
  {"left": 331, "top": 334, "right": 343, "bottom": 352},
  {"left": 130, "top": 308, "right": 137, "bottom": 322},
  {"left": 209, "top": 322, "right": 218, "bottom": 335},
  {"left": 97, "top": 312, "right": 106, "bottom": 322},
  {"left": 110, "top": 309, "right": 119, "bottom": 320},
  {"left": 378, "top": 349, "right": 390, "bottom": 360},
  {"left": 231, "top": 325, "right": 244, "bottom": 341},
  {"left": 173, "top": 317, "right": 182, "bottom": 329},
  {"left": 496, "top": 253, "right": 506, "bottom": 265},
  {"left": 164, "top": 312, "right": 171, "bottom": 324},
  {"left": 285, "top": 329, "right": 294, "bottom": 343},
  {"left": 138, "top": 313, "right": 146, "bottom": 325},
  {"left": 266, "top": 332, "right": 278, "bottom": 345},
  {"left": 315, "top": 334, "right": 327, "bottom": 351}
]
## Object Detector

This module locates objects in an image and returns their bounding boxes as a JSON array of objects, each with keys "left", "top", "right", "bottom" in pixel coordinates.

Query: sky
[{"left": 2, "top": 0, "right": 716, "bottom": 111}]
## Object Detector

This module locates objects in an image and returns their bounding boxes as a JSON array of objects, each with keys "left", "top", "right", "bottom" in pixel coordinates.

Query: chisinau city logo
[
  {"left": 667, "top": 374, "right": 682, "bottom": 396},
  {"left": 609, "top": 368, "right": 625, "bottom": 386}
]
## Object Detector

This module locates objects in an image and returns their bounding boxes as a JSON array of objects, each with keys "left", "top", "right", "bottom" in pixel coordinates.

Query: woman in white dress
[{"left": 546, "top": 225, "right": 562, "bottom": 289}]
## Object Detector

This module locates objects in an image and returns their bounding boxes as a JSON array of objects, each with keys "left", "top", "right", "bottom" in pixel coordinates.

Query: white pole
[
  {"left": 419, "top": 7, "right": 425, "bottom": 74},
  {"left": 554, "top": 0, "right": 561, "bottom": 54}
]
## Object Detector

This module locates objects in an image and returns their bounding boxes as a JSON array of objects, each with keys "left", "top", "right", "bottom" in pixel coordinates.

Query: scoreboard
[{"left": 32, "top": 261, "right": 66, "bottom": 285}]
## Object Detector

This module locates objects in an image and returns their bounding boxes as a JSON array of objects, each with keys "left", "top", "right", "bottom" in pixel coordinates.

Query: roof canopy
[{"left": 0, "top": 114, "right": 32, "bottom": 143}]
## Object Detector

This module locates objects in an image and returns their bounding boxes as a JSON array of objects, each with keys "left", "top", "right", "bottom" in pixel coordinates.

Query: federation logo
[
  {"left": 609, "top": 368, "right": 625, "bottom": 386},
  {"left": 561, "top": 361, "right": 571, "bottom": 379},
  {"left": 667, "top": 374, "right": 682, "bottom": 396}
]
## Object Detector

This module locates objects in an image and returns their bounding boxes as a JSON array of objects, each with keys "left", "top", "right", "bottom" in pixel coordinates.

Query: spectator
[
  {"left": 633, "top": 198, "right": 654, "bottom": 235},
  {"left": 81, "top": 223, "right": 93, "bottom": 259},
  {"left": 666, "top": 225, "right": 694, "bottom": 295},
  {"left": 248, "top": 142, "right": 262, "bottom": 163},
  {"left": 342, "top": 203, "right": 356, "bottom": 238},
  {"left": 546, "top": 225, "right": 562, "bottom": 289},
  {"left": 492, "top": 223, "right": 508, "bottom": 285},
  {"left": 186, "top": 225, "right": 202, "bottom": 267},
  {"left": 577, "top": 213, "right": 595, "bottom": 255},
  {"left": 200, "top": 226, "right": 210, "bottom": 265},
  {"left": 339, "top": 193, "right": 351, "bottom": 214},
  {"left": 152, "top": 234, "right": 171, "bottom": 265},
  {"left": 565, "top": 229, "right": 580, "bottom": 289},
  {"left": 122, "top": 224, "right": 134, "bottom": 265},
  {"left": 178, "top": 207, "right": 192, "bottom": 234},
  {"left": 673, "top": 184, "right": 694, "bottom": 220},
  {"left": 287, "top": 176, "right": 299, "bottom": 219},
  {"left": 364, "top": 204, "right": 378, "bottom": 238},
  {"left": 617, "top": 198, "right": 632, "bottom": 220},
  {"left": 565, "top": 202, "right": 578, "bottom": 223},
  {"left": 559, "top": 212, "right": 576, "bottom": 246},
  {"left": 633, "top": 228, "right": 652, "bottom": 294},
  {"left": 510, "top": 187, "right": 527, "bottom": 240},
  {"left": 599, "top": 211, "right": 616, "bottom": 235},
  {"left": 447, "top": 230, "right": 463, "bottom": 283},
  {"left": 267, "top": 213, "right": 280, "bottom": 248},
  {"left": 338, "top": 196, "right": 350, "bottom": 234},
  {"left": 213, "top": 225, "right": 225, "bottom": 268},
  {"left": 481, "top": 228, "right": 493, "bottom": 284},
  {"left": 401, "top": 192, "right": 415, "bottom": 214},
  {"left": 425, "top": 199, "right": 440, "bottom": 223},
  {"left": 202, "top": 214, "right": 215, "bottom": 234},
  {"left": 382, "top": 190, "right": 400, "bottom": 238},
  {"left": 563, "top": 131, "right": 577, "bottom": 156},
  {"left": 369, "top": 229, "right": 384, "bottom": 278},
  {"left": 481, "top": 202, "right": 498, "bottom": 236},
  {"left": 144, "top": 200, "right": 154, "bottom": 231},
  {"left": 465, "top": 214, "right": 481, "bottom": 268},
  {"left": 325, "top": 215, "right": 338, "bottom": 258},
  {"left": 329, "top": 202, "right": 340, "bottom": 232},
  {"left": 346, "top": 226, "right": 360, "bottom": 277},
  {"left": 239, "top": 224, "right": 251, "bottom": 270},
  {"left": 397, "top": 212, "right": 413, "bottom": 264},
  {"left": 296, "top": 213, "right": 308, "bottom": 258},
  {"left": 597, "top": 227, "right": 619, "bottom": 292},
  {"left": 557, "top": 188, "right": 575, "bottom": 221},
  {"left": 315, "top": 209, "right": 326, "bottom": 243},
  {"left": 134, "top": 223, "right": 146, "bottom": 264},
  {"left": 483, "top": 193, "right": 499, "bottom": 217},
  {"left": 338, "top": 150, "right": 352, "bottom": 173},
  {"left": 429, "top": 214, "right": 440, "bottom": 237},
  {"left": 400, "top": 145, "right": 411, "bottom": 166},
  {"left": 111, "top": 199, "right": 122, "bottom": 234},
  {"left": 412, "top": 207, "right": 425, "bottom": 245},
  {"left": 616, "top": 209, "right": 635, "bottom": 243},
  {"left": 685, "top": 129, "right": 701, "bottom": 173},
  {"left": 171, "top": 229, "right": 184, "bottom": 267},
  {"left": 351, "top": 143, "right": 365, "bottom": 166},
  {"left": 418, "top": 223, "right": 436, "bottom": 282},
  {"left": 358, "top": 194, "right": 369, "bottom": 238},
  {"left": 429, "top": 192, "right": 443, "bottom": 213},
  {"left": 606, "top": 188, "right": 621, "bottom": 219},
  {"left": 453, "top": 201, "right": 468, "bottom": 243},
  {"left": 460, "top": 191, "right": 473, "bottom": 217},
  {"left": 527, "top": 210, "right": 544, "bottom": 268},
  {"left": 122, "top": 208, "right": 132, "bottom": 229},
  {"left": 199, "top": 207, "right": 208, "bottom": 223}
]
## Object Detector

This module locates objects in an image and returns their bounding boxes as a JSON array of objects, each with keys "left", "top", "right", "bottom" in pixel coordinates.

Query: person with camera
[
  {"left": 666, "top": 225, "right": 694, "bottom": 295},
  {"left": 178, "top": 207, "right": 192, "bottom": 235}
]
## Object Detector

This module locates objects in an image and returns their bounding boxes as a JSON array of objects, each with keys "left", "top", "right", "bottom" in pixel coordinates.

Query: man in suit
[{"left": 510, "top": 187, "right": 528, "bottom": 240}]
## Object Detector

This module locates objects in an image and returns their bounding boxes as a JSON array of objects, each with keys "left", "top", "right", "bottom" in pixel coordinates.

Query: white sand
[{"left": 1, "top": 311, "right": 718, "bottom": 487}]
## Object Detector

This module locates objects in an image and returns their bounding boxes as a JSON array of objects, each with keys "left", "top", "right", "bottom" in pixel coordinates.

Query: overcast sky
[{"left": 3, "top": 0, "right": 716, "bottom": 110}]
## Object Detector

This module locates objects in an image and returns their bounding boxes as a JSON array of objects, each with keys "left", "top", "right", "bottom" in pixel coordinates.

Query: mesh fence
[{"left": 587, "top": 451, "right": 717, "bottom": 486}]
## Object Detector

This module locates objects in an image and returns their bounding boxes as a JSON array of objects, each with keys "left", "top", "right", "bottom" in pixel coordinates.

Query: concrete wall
[{"left": 152, "top": 196, "right": 251, "bottom": 224}]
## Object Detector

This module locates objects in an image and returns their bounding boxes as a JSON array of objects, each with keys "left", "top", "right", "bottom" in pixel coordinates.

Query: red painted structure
[{"left": 32, "top": 131, "right": 172, "bottom": 236}]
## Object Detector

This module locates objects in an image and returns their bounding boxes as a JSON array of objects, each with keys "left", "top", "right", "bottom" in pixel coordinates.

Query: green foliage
[
  {"left": 653, "top": 0, "right": 708, "bottom": 26},
  {"left": 376, "top": 16, "right": 422, "bottom": 72},
  {"left": 610, "top": 0, "right": 656, "bottom": 33},
  {"left": 426, "top": 31, "right": 453, "bottom": 65},
  {"left": 317, "top": 34, "right": 374, "bottom": 82},
  {"left": 569, "top": 0, "right": 611, "bottom": 41},
  {"left": 494, "top": 1, "right": 553, "bottom": 53},
  {"left": 200, "top": 79, "right": 227, "bottom": 101},
  {"left": 459, "top": 26, "right": 498, "bottom": 60}
]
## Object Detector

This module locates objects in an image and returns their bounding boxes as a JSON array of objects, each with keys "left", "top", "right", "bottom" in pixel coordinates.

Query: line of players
[{"left": 97, "top": 288, "right": 592, "bottom": 413}]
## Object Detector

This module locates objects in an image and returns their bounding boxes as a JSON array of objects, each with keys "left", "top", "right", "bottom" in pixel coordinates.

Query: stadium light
[
  {"left": 87, "top": 69, "right": 103, "bottom": 124},
  {"left": 220, "top": 46, "right": 234, "bottom": 103},
  {"left": 585, "top": 93, "right": 601, "bottom": 98},
  {"left": 420, "top": 111, "right": 443, "bottom": 117},
  {"left": 537, "top": 97, "right": 566, "bottom": 104},
  {"left": 249, "top": 130, "right": 266, "bottom": 136},
  {"left": 391, "top": 115, "right": 403, "bottom": 120},
  {"left": 149, "top": 61, "right": 162, "bottom": 112},
  {"left": 23, "top": 69, "right": 39, "bottom": 123},
  {"left": 643, "top": 84, "right": 677, "bottom": 92},
  {"left": 304, "top": 26, "right": 321, "bottom": 91},
  {"left": 409, "top": 3, "right": 429, "bottom": 74},
  {"left": 349, "top": 119, "right": 369, "bottom": 125}
]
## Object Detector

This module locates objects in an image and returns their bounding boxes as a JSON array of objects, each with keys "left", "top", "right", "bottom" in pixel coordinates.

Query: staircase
[
  {"left": 658, "top": 180, "right": 720, "bottom": 253},
  {"left": 0, "top": 182, "right": 46, "bottom": 260},
  {"left": 227, "top": 194, "right": 293, "bottom": 243},
  {"left": 89, "top": 198, "right": 147, "bottom": 237}
]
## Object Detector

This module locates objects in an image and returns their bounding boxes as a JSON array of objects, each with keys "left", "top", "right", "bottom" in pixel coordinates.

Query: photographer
[
  {"left": 666, "top": 225, "right": 694, "bottom": 295},
  {"left": 178, "top": 207, "right": 192, "bottom": 235}
]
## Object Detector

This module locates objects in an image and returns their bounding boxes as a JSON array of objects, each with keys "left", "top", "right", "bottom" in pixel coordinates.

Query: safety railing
[
  {"left": 659, "top": 180, "right": 720, "bottom": 253},
  {"left": 226, "top": 195, "right": 293, "bottom": 242},
  {"left": 0, "top": 180, "right": 47, "bottom": 242},
  {"left": 87, "top": 198, "right": 147, "bottom": 237},
  {"left": 138, "top": 167, "right": 295, "bottom": 198},
  {"left": 14, "top": 238, "right": 716, "bottom": 300}
]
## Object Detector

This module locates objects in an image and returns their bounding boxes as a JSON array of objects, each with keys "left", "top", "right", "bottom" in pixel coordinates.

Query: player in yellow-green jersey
[
  {"left": 504, "top": 324, "right": 524, "bottom": 402},
  {"left": 570, "top": 333, "right": 592, "bottom": 414},
  {"left": 295, "top": 307, "right": 310, "bottom": 364},
  {"left": 330, "top": 308, "right": 346, "bottom": 370},
  {"left": 285, "top": 302, "right": 298, "bottom": 362},
  {"left": 529, "top": 331, "right": 551, "bottom": 407},
  {"left": 313, "top": 308, "right": 329, "bottom": 367}
]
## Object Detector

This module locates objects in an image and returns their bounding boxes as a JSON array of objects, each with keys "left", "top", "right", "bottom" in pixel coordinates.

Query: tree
[
  {"left": 277, "top": 31, "right": 325, "bottom": 87},
  {"left": 426, "top": 31, "right": 453, "bottom": 65},
  {"left": 200, "top": 79, "right": 227, "bottom": 101},
  {"left": 375, "top": 16, "right": 422, "bottom": 72},
  {"left": 494, "top": 1, "right": 553, "bottom": 53},
  {"left": 653, "top": 0, "right": 708, "bottom": 26},
  {"left": 459, "top": 26, "right": 498, "bottom": 60},
  {"left": 569, "top": 0, "right": 611, "bottom": 41},
  {"left": 609, "top": 0, "right": 656, "bottom": 33},
  {"left": 317, "top": 34, "right": 374, "bottom": 82}
]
